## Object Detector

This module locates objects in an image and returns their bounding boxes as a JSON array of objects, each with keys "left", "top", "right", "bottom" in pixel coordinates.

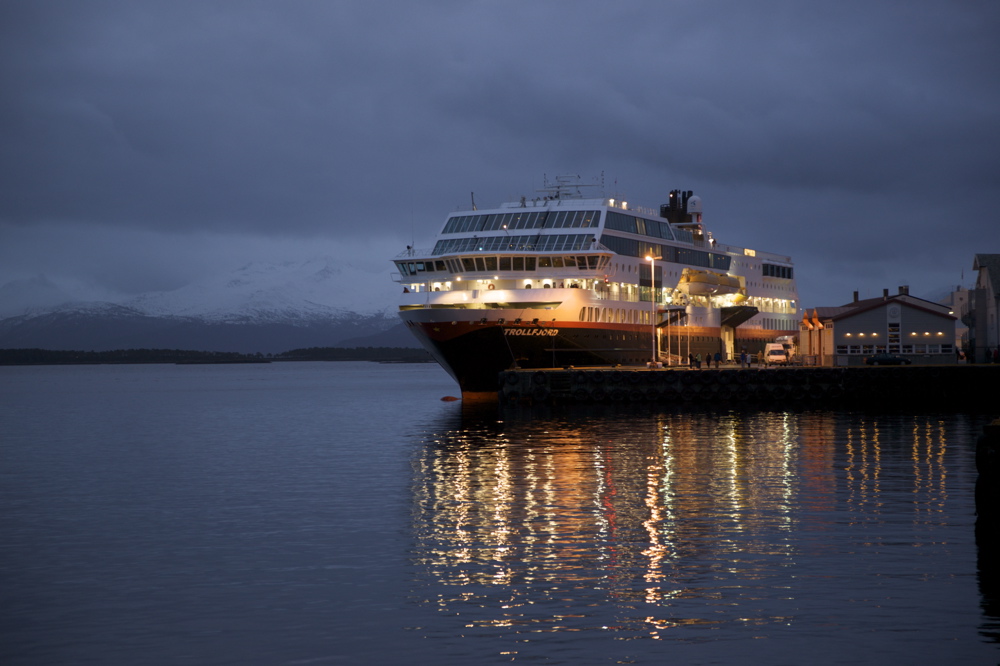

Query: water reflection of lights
[
  {"left": 411, "top": 411, "right": 958, "bottom": 637},
  {"left": 841, "top": 416, "right": 949, "bottom": 532}
]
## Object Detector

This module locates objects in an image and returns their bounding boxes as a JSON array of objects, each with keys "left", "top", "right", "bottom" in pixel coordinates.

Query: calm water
[{"left": 1, "top": 362, "right": 997, "bottom": 664}]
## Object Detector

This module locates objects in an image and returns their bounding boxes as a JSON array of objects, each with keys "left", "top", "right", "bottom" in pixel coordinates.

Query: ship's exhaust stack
[
  {"left": 660, "top": 189, "right": 704, "bottom": 236},
  {"left": 660, "top": 189, "right": 701, "bottom": 224}
]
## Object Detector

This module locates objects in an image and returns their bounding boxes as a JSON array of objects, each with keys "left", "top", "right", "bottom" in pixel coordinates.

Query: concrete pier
[{"left": 498, "top": 364, "right": 1000, "bottom": 411}]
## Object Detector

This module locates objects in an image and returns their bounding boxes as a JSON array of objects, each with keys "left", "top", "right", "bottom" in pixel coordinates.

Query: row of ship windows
[
  {"left": 428, "top": 235, "right": 775, "bottom": 280},
  {"left": 604, "top": 211, "right": 685, "bottom": 241},
  {"left": 763, "top": 264, "right": 794, "bottom": 279},
  {"left": 600, "top": 234, "right": 732, "bottom": 272},
  {"left": 579, "top": 306, "right": 653, "bottom": 325},
  {"left": 442, "top": 210, "right": 601, "bottom": 234},
  {"left": 756, "top": 317, "right": 792, "bottom": 329},
  {"left": 432, "top": 233, "right": 596, "bottom": 255},
  {"left": 397, "top": 255, "right": 611, "bottom": 276},
  {"left": 442, "top": 210, "right": 708, "bottom": 252},
  {"left": 423, "top": 234, "right": 732, "bottom": 271},
  {"left": 729, "top": 258, "right": 796, "bottom": 284},
  {"left": 401, "top": 239, "right": 787, "bottom": 282}
]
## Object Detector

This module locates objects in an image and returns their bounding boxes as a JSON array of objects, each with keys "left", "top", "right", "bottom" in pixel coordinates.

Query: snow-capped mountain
[
  {"left": 0, "top": 274, "right": 84, "bottom": 317},
  {"left": 125, "top": 258, "right": 388, "bottom": 321},
  {"left": 0, "top": 259, "right": 415, "bottom": 353}
]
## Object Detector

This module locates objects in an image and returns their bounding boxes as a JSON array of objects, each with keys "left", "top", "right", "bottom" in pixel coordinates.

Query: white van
[{"left": 765, "top": 343, "right": 789, "bottom": 365}]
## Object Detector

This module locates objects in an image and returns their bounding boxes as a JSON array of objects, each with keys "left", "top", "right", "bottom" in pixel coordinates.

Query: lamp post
[{"left": 646, "top": 255, "right": 661, "bottom": 365}]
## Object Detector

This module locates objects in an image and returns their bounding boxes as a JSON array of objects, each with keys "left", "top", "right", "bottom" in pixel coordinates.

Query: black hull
[
  {"left": 402, "top": 320, "right": 654, "bottom": 394},
  {"left": 401, "top": 314, "right": 798, "bottom": 395}
]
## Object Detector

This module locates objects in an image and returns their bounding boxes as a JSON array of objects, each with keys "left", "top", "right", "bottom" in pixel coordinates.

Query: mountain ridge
[{"left": 0, "top": 258, "right": 417, "bottom": 352}]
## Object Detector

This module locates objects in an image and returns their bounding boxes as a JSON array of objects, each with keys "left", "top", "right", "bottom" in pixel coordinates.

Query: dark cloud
[{"left": 1, "top": 0, "right": 998, "bottom": 306}]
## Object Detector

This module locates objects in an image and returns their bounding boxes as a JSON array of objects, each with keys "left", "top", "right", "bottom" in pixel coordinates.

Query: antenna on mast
[{"left": 470, "top": 192, "right": 477, "bottom": 211}]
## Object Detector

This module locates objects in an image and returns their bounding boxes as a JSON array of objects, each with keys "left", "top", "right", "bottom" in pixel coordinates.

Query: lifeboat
[{"left": 676, "top": 268, "right": 745, "bottom": 300}]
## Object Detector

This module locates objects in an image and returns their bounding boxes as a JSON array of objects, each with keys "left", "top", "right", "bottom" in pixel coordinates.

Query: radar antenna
[{"left": 538, "top": 174, "right": 601, "bottom": 200}]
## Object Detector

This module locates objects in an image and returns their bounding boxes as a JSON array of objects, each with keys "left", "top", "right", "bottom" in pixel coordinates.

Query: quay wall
[{"left": 497, "top": 365, "right": 1000, "bottom": 412}]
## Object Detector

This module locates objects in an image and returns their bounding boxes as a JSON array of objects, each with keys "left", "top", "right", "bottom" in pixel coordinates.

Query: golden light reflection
[
  {"left": 411, "top": 411, "right": 956, "bottom": 637},
  {"left": 841, "top": 416, "right": 950, "bottom": 534}
]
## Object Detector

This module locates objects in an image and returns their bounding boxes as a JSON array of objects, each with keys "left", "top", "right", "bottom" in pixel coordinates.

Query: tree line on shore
[{"left": 0, "top": 347, "right": 432, "bottom": 365}]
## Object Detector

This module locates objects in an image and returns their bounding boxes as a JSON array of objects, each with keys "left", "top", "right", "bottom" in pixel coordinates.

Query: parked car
[{"left": 864, "top": 353, "right": 912, "bottom": 366}]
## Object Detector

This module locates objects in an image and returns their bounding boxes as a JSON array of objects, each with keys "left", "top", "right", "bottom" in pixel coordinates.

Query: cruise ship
[{"left": 392, "top": 177, "right": 798, "bottom": 399}]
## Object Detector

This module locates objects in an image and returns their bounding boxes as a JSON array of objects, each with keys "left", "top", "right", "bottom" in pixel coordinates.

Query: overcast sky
[{"left": 2, "top": 0, "right": 998, "bottom": 309}]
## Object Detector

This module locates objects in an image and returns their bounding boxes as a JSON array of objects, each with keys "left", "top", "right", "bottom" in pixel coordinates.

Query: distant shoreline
[{"left": 0, "top": 347, "right": 433, "bottom": 366}]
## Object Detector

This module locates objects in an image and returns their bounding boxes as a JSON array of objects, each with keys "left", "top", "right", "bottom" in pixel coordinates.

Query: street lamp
[{"left": 646, "top": 255, "right": 662, "bottom": 365}]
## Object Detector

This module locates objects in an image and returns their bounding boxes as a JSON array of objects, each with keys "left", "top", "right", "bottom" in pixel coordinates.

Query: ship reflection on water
[{"left": 409, "top": 406, "right": 997, "bottom": 656}]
